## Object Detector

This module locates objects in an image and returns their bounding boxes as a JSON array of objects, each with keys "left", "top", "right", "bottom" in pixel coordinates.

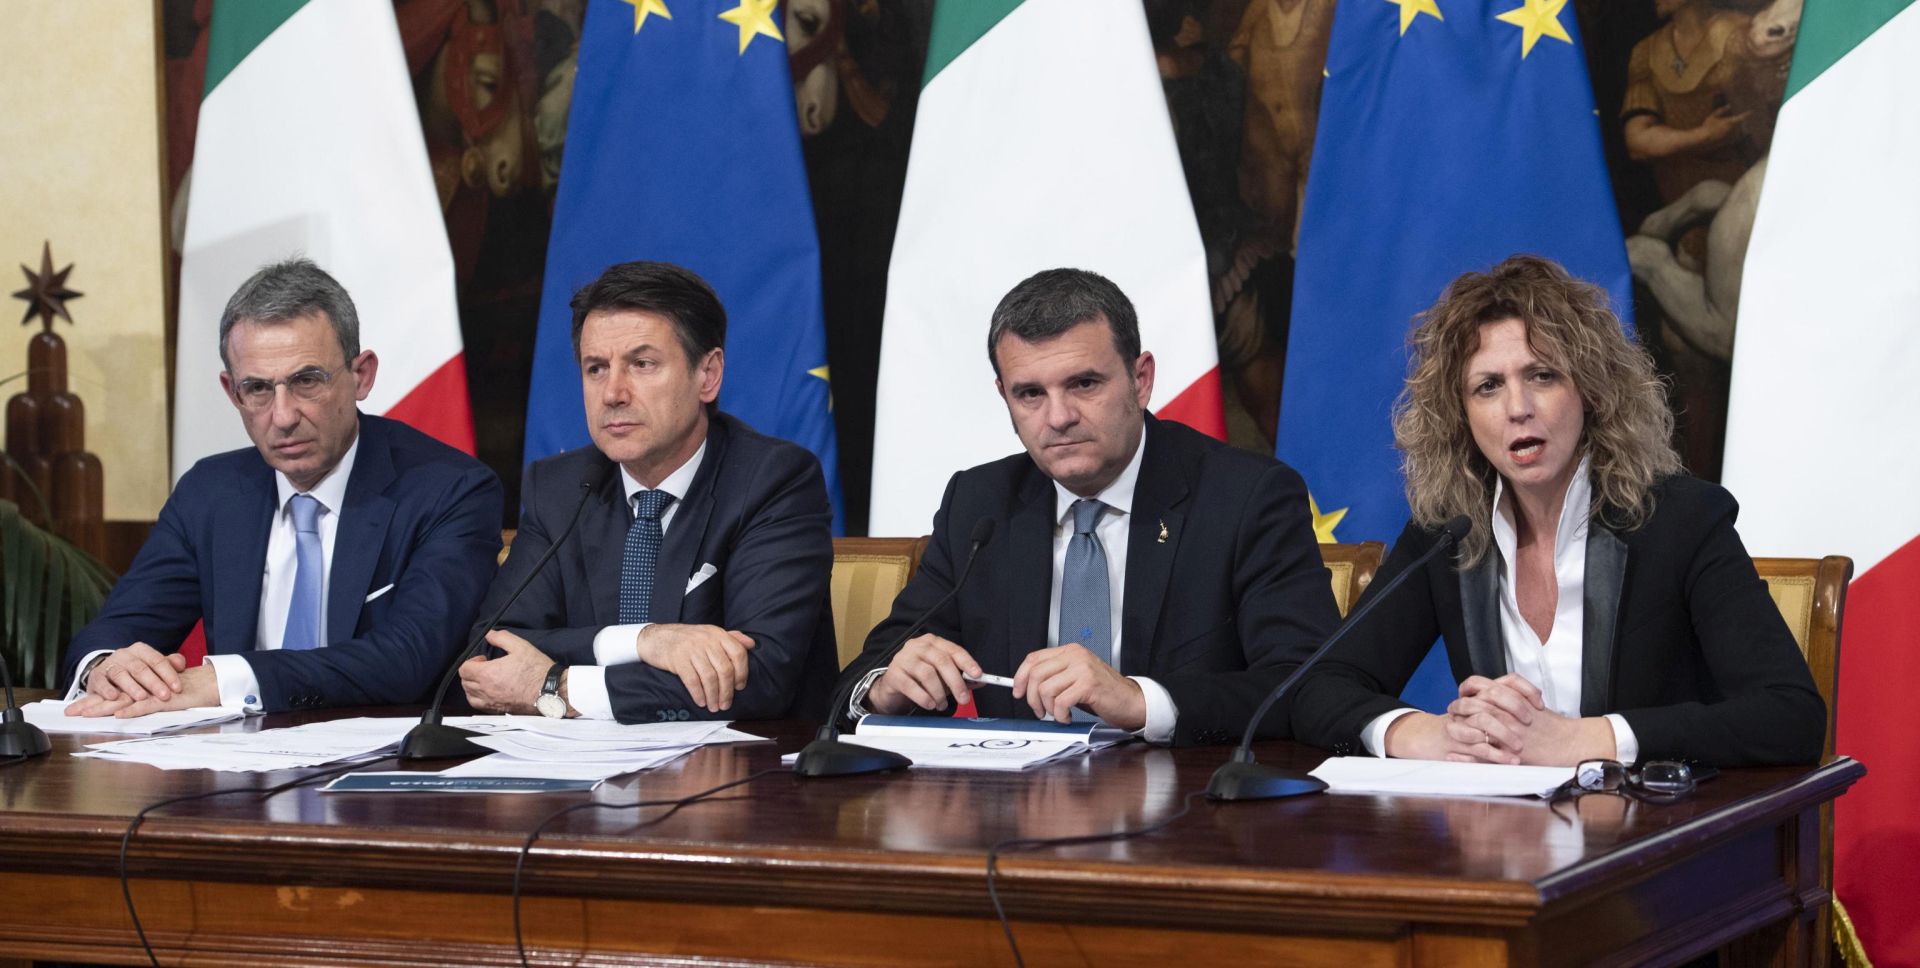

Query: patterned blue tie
[
  {"left": 282, "top": 494, "right": 324, "bottom": 651},
  {"left": 619, "top": 489, "right": 676, "bottom": 624},
  {"left": 1058, "top": 498, "right": 1112, "bottom": 666}
]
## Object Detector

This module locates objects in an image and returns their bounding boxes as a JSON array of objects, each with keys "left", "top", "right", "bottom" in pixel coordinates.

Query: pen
[{"left": 964, "top": 672, "right": 1015, "bottom": 688}]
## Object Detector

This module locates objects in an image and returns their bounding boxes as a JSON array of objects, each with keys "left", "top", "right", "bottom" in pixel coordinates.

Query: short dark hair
[
  {"left": 986, "top": 268, "right": 1141, "bottom": 377},
  {"left": 219, "top": 258, "right": 360, "bottom": 370},
  {"left": 569, "top": 261, "right": 727, "bottom": 364}
]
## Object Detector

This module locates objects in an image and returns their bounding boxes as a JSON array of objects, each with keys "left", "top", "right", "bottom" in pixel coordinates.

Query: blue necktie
[
  {"left": 1058, "top": 498, "right": 1112, "bottom": 666},
  {"left": 619, "top": 489, "right": 676, "bottom": 624},
  {"left": 283, "top": 494, "right": 324, "bottom": 651}
]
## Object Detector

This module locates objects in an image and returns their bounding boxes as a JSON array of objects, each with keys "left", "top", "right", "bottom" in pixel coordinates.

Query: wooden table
[{"left": 0, "top": 710, "right": 1861, "bottom": 967}]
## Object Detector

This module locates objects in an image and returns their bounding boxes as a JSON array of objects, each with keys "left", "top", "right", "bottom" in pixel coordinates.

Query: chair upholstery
[
  {"left": 1319, "top": 542, "right": 1385, "bottom": 618},
  {"left": 499, "top": 529, "right": 516, "bottom": 567},
  {"left": 830, "top": 536, "right": 930, "bottom": 669}
]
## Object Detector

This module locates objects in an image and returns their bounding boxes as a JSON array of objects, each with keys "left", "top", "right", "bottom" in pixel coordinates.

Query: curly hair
[{"left": 1393, "top": 255, "right": 1682, "bottom": 566}]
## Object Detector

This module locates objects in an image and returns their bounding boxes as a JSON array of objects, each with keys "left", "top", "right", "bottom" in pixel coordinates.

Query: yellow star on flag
[
  {"left": 1308, "top": 493, "right": 1348, "bottom": 544},
  {"left": 808, "top": 364, "right": 833, "bottom": 410},
  {"left": 621, "top": 0, "right": 671, "bottom": 33},
  {"left": 1494, "top": 0, "right": 1572, "bottom": 59},
  {"left": 1386, "top": 0, "right": 1443, "bottom": 36},
  {"left": 718, "top": 0, "right": 783, "bottom": 54}
]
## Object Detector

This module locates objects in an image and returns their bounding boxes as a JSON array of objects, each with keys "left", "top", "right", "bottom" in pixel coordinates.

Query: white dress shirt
[
  {"left": 1361, "top": 458, "right": 1640, "bottom": 763},
  {"left": 565, "top": 441, "right": 707, "bottom": 721},
  {"left": 853, "top": 427, "right": 1181, "bottom": 743},
  {"left": 66, "top": 437, "right": 362, "bottom": 712}
]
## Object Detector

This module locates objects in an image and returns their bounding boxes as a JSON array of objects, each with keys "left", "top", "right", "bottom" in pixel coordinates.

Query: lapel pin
[{"left": 1157, "top": 519, "right": 1169, "bottom": 544}]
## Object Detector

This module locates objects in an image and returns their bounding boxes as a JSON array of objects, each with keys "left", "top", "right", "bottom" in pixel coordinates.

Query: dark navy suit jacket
[
  {"left": 482, "top": 412, "right": 837, "bottom": 723},
  {"left": 837, "top": 415, "right": 1341, "bottom": 746},
  {"left": 60, "top": 413, "right": 504, "bottom": 711}
]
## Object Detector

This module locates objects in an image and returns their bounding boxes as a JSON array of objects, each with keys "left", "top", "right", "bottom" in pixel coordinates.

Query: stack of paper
[
  {"left": 779, "top": 716, "right": 1134, "bottom": 772},
  {"left": 23, "top": 699, "right": 243, "bottom": 736},
  {"left": 1308, "top": 757, "right": 1577, "bottom": 798},
  {"left": 77, "top": 717, "right": 415, "bottom": 772},
  {"left": 435, "top": 717, "right": 766, "bottom": 782}
]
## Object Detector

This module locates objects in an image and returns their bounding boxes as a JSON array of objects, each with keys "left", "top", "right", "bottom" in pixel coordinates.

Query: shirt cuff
[
  {"left": 847, "top": 665, "right": 889, "bottom": 723},
  {"left": 1361, "top": 708, "right": 1419, "bottom": 757},
  {"left": 1604, "top": 713, "right": 1640, "bottom": 764},
  {"left": 203, "top": 654, "right": 264, "bottom": 713},
  {"left": 591, "top": 624, "right": 650, "bottom": 666},
  {"left": 566, "top": 665, "right": 615, "bottom": 720},
  {"left": 1129, "top": 676, "right": 1179, "bottom": 745},
  {"left": 65, "top": 650, "right": 113, "bottom": 700}
]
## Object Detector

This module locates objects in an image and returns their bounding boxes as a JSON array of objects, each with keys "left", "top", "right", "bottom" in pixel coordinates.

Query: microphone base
[
  {"left": 1205, "top": 759, "right": 1329, "bottom": 801},
  {"left": 0, "top": 710, "right": 51, "bottom": 759},
  {"left": 397, "top": 722, "right": 490, "bottom": 761},
  {"left": 792, "top": 738, "right": 912, "bottom": 778}
]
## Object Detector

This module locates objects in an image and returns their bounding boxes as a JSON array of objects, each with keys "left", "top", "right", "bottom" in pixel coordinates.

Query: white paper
[
  {"left": 855, "top": 716, "right": 1132, "bottom": 750},
  {"left": 438, "top": 748, "right": 694, "bottom": 781},
  {"left": 442, "top": 715, "right": 747, "bottom": 745},
  {"left": 76, "top": 717, "right": 414, "bottom": 772},
  {"left": 1308, "top": 757, "right": 1576, "bottom": 798},
  {"left": 781, "top": 734, "right": 1089, "bottom": 771},
  {"left": 22, "top": 699, "right": 244, "bottom": 736}
]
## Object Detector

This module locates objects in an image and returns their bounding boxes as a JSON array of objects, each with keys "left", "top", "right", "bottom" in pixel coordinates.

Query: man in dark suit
[
  {"left": 839, "top": 268, "right": 1340, "bottom": 746},
  {"left": 61, "top": 259, "right": 503, "bottom": 715},
  {"left": 457, "top": 261, "right": 836, "bottom": 723}
]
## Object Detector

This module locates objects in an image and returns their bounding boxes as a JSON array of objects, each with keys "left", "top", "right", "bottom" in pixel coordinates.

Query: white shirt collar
[
  {"left": 1490, "top": 454, "right": 1593, "bottom": 567},
  {"left": 618, "top": 439, "right": 707, "bottom": 508},
  {"left": 1052, "top": 423, "right": 1145, "bottom": 525},
  {"left": 274, "top": 432, "right": 360, "bottom": 516}
]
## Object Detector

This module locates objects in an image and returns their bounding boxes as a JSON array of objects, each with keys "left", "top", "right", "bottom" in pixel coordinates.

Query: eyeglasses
[
  {"left": 1549, "top": 759, "right": 1699, "bottom": 821},
  {"left": 231, "top": 364, "right": 350, "bottom": 410}
]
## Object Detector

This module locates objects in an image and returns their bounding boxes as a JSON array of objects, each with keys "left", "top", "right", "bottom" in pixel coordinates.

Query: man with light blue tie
[{"left": 60, "top": 258, "right": 503, "bottom": 716}]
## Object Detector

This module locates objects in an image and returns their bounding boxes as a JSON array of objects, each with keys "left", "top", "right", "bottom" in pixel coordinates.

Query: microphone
[
  {"left": 0, "top": 647, "right": 51, "bottom": 760},
  {"left": 398, "top": 477, "right": 599, "bottom": 760},
  {"left": 794, "top": 517, "right": 996, "bottom": 778},
  {"left": 1206, "top": 514, "right": 1472, "bottom": 801}
]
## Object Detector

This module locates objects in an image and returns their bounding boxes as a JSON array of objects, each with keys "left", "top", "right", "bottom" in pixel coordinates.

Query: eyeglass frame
[
  {"left": 1547, "top": 758, "right": 1707, "bottom": 822},
  {"left": 227, "top": 362, "right": 355, "bottom": 411}
]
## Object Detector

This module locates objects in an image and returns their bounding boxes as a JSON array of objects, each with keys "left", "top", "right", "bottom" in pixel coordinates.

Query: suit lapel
[
  {"left": 651, "top": 418, "right": 726, "bottom": 624},
  {"left": 1120, "top": 424, "right": 1185, "bottom": 677},
  {"left": 577, "top": 455, "right": 628, "bottom": 627},
  {"left": 1006, "top": 469, "right": 1054, "bottom": 670},
  {"left": 214, "top": 461, "right": 277, "bottom": 653},
  {"left": 1581, "top": 525, "right": 1628, "bottom": 717},
  {"left": 327, "top": 420, "right": 396, "bottom": 643},
  {"left": 1458, "top": 549, "right": 1506, "bottom": 678}
]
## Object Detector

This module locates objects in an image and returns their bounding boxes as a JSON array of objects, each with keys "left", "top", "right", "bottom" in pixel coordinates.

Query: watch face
[{"left": 536, "top": 693, "right": 567, "bottom": 718}]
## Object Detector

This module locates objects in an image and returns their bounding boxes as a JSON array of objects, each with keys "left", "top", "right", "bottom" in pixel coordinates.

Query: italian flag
[
  {"left": 1721, "top": 1, "right": 1920, "bottom": 963},
  {"left": 868, "top": 0, "right": 1223, "bottom": 535},
  {"left": 174, "top": 0, "right": 473, "bottom": 478}
]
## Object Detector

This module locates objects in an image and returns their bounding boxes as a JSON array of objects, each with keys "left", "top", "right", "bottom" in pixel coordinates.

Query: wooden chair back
[
  {"left": 1320, "top": 542, "right": 1386, "bottom": 618},
  {"left": 831, "top": 536, "right": 930, "bottom": 669}
]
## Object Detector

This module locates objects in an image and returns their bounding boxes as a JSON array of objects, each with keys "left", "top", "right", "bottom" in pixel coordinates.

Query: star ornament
[
  {"left": 1495, "top": 0, "right": 1573, "bottom": 59},
  {"left": 622, "top": 0, "right": 671, "bottom": 33},
  {"left": 12, "top": 241, "right": 83, "bottom": 332},
  {"left": 1308, "top": 493, "right": 1348, "bottom": 544},
  {"left": 1386, "top": 0, "right": 1443, "bottom": 36},
  {"left": 718, "top": 0, "right": 783, "bottom": 54}
]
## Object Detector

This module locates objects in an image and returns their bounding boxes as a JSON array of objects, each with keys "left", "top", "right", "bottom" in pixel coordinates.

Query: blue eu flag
[
  {"left": 525, "top": 0, "right": 842, "bottom": 533},
  {"left": 1278, "top": 0, "right": 1631, "bottom": 711}
]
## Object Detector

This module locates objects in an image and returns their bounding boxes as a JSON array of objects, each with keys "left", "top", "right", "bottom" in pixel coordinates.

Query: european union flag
[
  {"left": 1278, "top": 0, "right": 1631, "bottom": 710},
  {"left": 525, "top": 0, "right": 842, "bottom": 532}
]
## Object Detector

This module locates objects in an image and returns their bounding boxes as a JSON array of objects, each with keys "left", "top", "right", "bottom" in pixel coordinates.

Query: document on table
[
  {"left": 442, "top": 716, "right": 758, "bottom": 747},
  {"left": 77, "top": 717, "right": 416, "bottom": 772},
  {"left": 854, "top": 715, "right": 1133, "bottom": 750},
  {"left": 437, "top": 746, "right": 697, "bottom": 781},
  {"left": 780, "top": 733, "right": 1096, "bottom": 771},
  {"left": 1309, "top": 757, "right": 1576, "bottom": 798},
  {"left": 22, "top": 699, "right": 244, "bottom": 736}
]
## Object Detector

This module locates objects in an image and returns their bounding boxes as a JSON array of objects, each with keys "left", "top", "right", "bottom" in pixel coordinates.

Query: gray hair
[
  {"left": 218, "top": 258, "right": 361, "bottom": 370},
  {"left": 986, "top": 268, "right": 1142, "bottom": 377}
]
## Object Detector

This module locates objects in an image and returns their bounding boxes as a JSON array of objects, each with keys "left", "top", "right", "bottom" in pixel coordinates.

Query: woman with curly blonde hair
[{"left": 1290, "top": 255, "right": 1822, "bottom": 768}]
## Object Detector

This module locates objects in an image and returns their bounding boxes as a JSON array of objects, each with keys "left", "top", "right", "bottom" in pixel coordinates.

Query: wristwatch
[{"left": 536, "top": 663, "right": 569, "bottom": 719}]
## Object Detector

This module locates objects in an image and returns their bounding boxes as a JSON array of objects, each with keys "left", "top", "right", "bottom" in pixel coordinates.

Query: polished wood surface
[{"left": 0, "top": 709, "right": 1861, "bottom": 967}]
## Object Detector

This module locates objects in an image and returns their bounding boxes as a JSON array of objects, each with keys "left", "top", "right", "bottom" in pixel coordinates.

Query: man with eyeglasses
[{"left": 59, "top": 258, "right": 504, "bottom": 716}]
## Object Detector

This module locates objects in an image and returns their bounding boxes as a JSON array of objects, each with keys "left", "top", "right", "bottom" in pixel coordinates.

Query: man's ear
[{"left": 698, "top": 348, "right": 725, "bottom": 403}]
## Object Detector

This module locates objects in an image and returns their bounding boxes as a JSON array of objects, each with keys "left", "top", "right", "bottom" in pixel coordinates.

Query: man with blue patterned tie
[
  {"left": 837, "top": 269, "right": 1340, "bottom": 745},
  {"left": 457, "top": 261, "right": 837, "bottom": 723},
  {"left": 61, "top": 259, "right": 503, "bottom": 716}
]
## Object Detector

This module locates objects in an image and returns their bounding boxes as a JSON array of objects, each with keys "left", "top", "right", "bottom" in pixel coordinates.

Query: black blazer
[
  {"left": 838, "top": 415, "right": 1340, "bottom": 746},
  {"left": 482, "top": 413, "right": 837, "bottom": 722},
  {"left": 62, "top": 413, "right": 504, "bottom": 710},
  {"left": 1289, "top": 476, "right": 1825, "bottom": 766}
]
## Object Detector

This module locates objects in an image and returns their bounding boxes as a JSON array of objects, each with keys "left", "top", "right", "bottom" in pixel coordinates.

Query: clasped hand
[
  {"left": 868, "top": 636, "right": 1145, "bottom": 730},
  {"left": 64, "top": 642, "right": 220, "bottom": 718},
  {"left": 1386, "top": 673, "right": 1614, "bottom": 766}
]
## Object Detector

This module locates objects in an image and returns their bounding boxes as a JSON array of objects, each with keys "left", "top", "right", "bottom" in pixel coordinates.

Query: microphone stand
[
  {"left": 794, "top": 519, "right": 994, "bottom": 778},
  {"left": 1206, "top": 516, "right": 1470, "bottom": 801},
  {"left": 0, "top": 649, "right": 50, "bottom": 759},
  {"left": 399, "top": 479, "right": 598, "bottom": 760}
]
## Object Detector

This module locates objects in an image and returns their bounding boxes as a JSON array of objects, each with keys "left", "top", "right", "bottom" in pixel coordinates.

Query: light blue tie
[
  {"left": 283, "top": 494, "right": 324, "bottom": 651},
  {"left": 619, "top": 489, "right": 676, "bottom": 624},
  {"left": 1058, "top": 498, "right": 1112, "bottom": 667}
]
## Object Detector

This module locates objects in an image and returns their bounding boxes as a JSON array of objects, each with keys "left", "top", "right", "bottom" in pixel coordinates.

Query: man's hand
[
  {"left": 1441, "top": 674, "right": 1616, "bottom": 766},
  {"left": 1384, "top": 710, "right": 1523, "bottom": 764},
  {"left": 867, "top": 634, "right": 980, "bottom": 715},
  {"left": 635, "top": 624, "right": 755, "bottom": 714},
  {"left": 1012, "top": 643, "right": 1145, "bottom": 730},
  {"left": 77, "top": 643, "right": 188, "bottom": 704},
  {"left": 459, "top": 630, "right": 555, "bottom": 715},
  {"left": 66, "top": 664, "right": 220, "bottom": 719}
]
